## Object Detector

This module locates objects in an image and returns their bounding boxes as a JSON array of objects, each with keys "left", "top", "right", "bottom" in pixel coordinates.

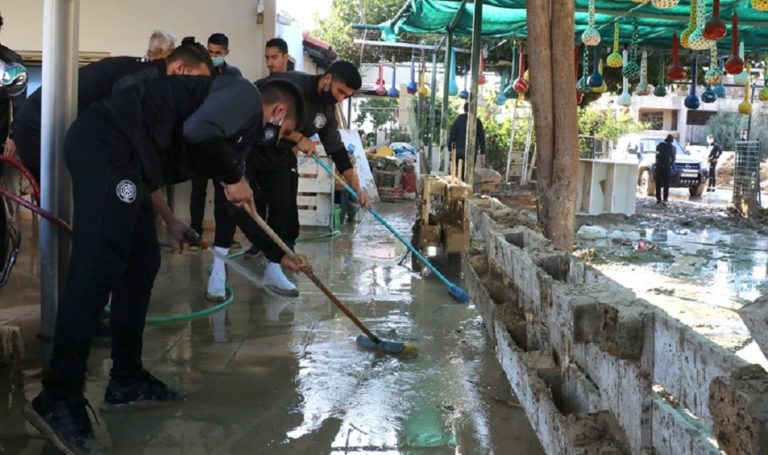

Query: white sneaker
[
  {"left": 205, "top": 247, "right": 229, "bottom": 302},
  {"left": 263, "top": 262, "right": 299, "bottom": 297}
]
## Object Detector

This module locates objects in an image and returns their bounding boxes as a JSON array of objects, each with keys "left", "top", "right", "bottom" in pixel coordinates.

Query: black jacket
[
  {"left": 13, "top": 56, "right": 164, "bottom": 135},
  {"left": 448, "top": 113, "right": 486, "bottom": 159},
  {"left": 0, "top": 44, "right": 26, "bottom": 144},
  {"left": 253, "top": 72, "right": 352, "bottom": 173},
  {"left": 95, "top": 75, "right": 263, "bottom": 189},
  {"left": 655, "top": 141, "right": 676, "bottom": 168},
  {"left": 708, "top": 143, "right": 723, "bottom": 162}
]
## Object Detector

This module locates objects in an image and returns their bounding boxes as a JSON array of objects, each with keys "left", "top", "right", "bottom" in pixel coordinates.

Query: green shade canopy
[{"left": 373, "top": 0, "right": 768, "bottom": 53}]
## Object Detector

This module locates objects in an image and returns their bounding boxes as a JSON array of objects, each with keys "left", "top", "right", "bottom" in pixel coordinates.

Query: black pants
[
  {"left": 44, "top": 113, "right": 160, "bottom": 399},
  {"left": 655, "top": 168, "right": 670, "bottom": 202},
  {"left": 249, "top": 155, "right": 299, "bottom": 254},
  {"left": 708, "top": 160, "right": 717, "bottom": 188},
  {"left": 12, "top": 121, "right": 41, "bottom": 182},
  {"left": 189, "top": 176, "right": 208, "bottom": 236}
]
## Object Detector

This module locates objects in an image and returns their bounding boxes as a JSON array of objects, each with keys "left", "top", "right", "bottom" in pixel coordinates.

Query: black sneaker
[
  {"left": 101, "top": 370, "right": 185, "bottom": 412},
  {"left": 24, "top": 391, "right": 107, "bottom": 455}
]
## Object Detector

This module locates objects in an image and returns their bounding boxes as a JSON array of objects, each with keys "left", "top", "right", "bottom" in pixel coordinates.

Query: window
[{"left": 639, "top": 110, "right": 664, "bottom": 130}]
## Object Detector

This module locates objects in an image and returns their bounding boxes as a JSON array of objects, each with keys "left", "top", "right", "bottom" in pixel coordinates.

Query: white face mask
[{"left": 707, "top": 139, "right": 714, "bottom": 145}]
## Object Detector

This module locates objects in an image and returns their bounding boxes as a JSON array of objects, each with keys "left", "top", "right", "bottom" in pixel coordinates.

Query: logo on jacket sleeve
[
  {"left": 116, "top": 180, "right": 137, "bottom": 203},
  {"left": 313, "top": 113, "right": 327, "bottom": 129}
]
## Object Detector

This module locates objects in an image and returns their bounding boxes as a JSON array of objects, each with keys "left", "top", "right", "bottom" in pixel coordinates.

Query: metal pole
[
  {"left": 464, "top": 0, "right": 483, "bottom": 188},
  {"left": 417, "top": 51, "right": 424, "bottom": 150},
  {"left": 40, "top": 0, "right": 79, "bottom": 352},
  {"left": 427, "top": 51, "right": 438, "bottom": 173},
  {"left": 746, "top": 82, "right": 756, "bottom": 140},
  {"left": 440, "top": 31, "right": 453, "bottom": 173}
]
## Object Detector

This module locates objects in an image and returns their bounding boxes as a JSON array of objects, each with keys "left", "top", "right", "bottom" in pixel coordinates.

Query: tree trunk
[
  {"left": 548, "top": 0, "right": 579, "bottom": 251},
  {"left": 526, "top": 0, "right": 554, "bottom": 230},
  {"left": 526, "top": 0, "right": 578, "bottom": 252}
]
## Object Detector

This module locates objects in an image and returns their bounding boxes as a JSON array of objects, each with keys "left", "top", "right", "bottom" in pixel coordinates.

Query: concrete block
[
  {"left": 651, "top": 395, "right": 722, "bottom": 455},
  {"left": 709, "top": 365, "right": 768, "bottom": 455},
  {"left": 737, "top": 296, "right": 768, "bottom": 360}
]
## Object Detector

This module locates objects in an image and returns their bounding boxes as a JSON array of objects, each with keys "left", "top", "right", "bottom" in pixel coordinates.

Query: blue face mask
[{"left": 212, "top": 56, "right": 225, "bottom": 67}]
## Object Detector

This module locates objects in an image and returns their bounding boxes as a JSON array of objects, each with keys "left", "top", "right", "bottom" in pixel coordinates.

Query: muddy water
[
  {"left": 0, "top": 203, "right": 543, "bottom": 454},
  {"left": 579, "top": 224, "right": 768, "bottom": 352}
]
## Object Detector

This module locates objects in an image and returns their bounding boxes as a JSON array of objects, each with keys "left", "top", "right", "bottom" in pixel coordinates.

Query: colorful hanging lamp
[
  {"left": 622, "top": 20, "right": 640, "bottom": 81},
  {"left": 588, "top": 46, "right": 604, "bottom": 88},
  {"left": 496, "top": 70, "right": 509, "bottom": 105},
  {"left": 703, "top": 0, "right": 727, "bottom": 40},
  {"left": 576, "top": 46, "right": 591, "bottom": 95},
  {"left": 634, "top": 51, "right": 653, "bottom": 96},
  {"left": 459, "top": 68, "right": 469, "bottom": 99},
  {"left": 684, "top": 54, "right": 701, "bottom": 109},
  {"left": 375, "top": 58, "right": 387, "bottom": 96},
  {"left": 704, "top": 46, "right": 724, "bottom": 85},
  {"left": 680, "top": 0, "right": 698, "bottom": 49},
  {"left": 714, "top": 58, "right": 727, "bottom": 98},
  {"left": 513, "top": 42, "right": 529, "bottom": 95},
  {"left": 503, "top": 44, "right": 518, "bottom": 99},
  {"left": 738, "top": 63, "right": 753, "bottom": 115},
  {"left": 752, "top": 0, "right": 768, "bottom": 12},
  {"left": 667, "top": 33, "right": 686, "bottom": 80},
  {"left": 581, "top": 0, "right": 601, "bottom": 46},
  {"left": 759, "top": 58, "right": 768, "bottom": 102},
  {"left": 725, "top": 14, "right": 744, "bottom": 74},
  {"left": 733, "top": 42, "right": 749, "bottom": 85},
  {"left": 617, "top": 49, "right": 632, "bottom": 107},
  {"left": 448, "top": 49, "right": 459, "bottom": 96},
  {"left": 387, "top": 61, "right": 399, "bottom": 97},
  {"left": 606, "top": 22, "right": 624, "bottom": 68},
  {"left": 652, "top": 0, "right": 680, "bottom": 8},
  {"left": 417, "top": 56, "right": 429, "bottom": 97},
  {"left": 406, "top": 53, "right": 418, "bottom": 95},
  {"left": 689, "top": 0, "right": 715, "bottom": 50},
  {"left": 478, "top": 49, "right": 487, "bottom": 85},
  {"left": 654, "top": 55, "right": 668, "bottom": 97}
]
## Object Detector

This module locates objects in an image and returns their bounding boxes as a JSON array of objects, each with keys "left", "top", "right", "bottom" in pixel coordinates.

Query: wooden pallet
[{"left": 297, "top": 156, "right": 334, "bottom": 227}]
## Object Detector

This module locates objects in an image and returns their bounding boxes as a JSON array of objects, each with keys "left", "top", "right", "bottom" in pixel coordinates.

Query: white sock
[{"left": 212, "top": 246, "right": 229, "bottom": 279}]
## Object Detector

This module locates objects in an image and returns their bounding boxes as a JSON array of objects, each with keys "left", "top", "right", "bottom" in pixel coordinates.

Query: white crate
[{"left": 297, "top": 156, "right": 334, "bottom": 227}]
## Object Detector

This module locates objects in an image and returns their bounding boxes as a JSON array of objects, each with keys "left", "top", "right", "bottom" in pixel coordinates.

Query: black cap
[{"left": 665, "top": 134, "right": 674, "bottom": 143}]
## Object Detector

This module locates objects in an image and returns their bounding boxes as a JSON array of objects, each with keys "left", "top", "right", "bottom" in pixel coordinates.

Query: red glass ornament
[
  {"left": 703, "top": 0, "right": 727, "bottom": 40},
  {"left": 666, "top": 33, "right": 686, "bottom": 81},
  {"left": 724, "top": 13, "right": 744, "bottom": 75}
]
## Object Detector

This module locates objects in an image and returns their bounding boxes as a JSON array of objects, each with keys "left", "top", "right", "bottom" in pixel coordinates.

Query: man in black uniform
[
  {"left": 24, "top": 74, "right": 310, "bottom": 454},
  {"left": 448, "top": 102, "right": 486, "bottom": 180},
  {"left": 706, "top": 134, "right": 723, "bottom": 192},
  {"left": 187, "top": 33, "right": 244, "bottom": 247},
  {"left": 232, "top": 61, "right": 366, "bottom": 297},
  {"left": 655, "top": 134, "right": 676, "bottom": 205}
]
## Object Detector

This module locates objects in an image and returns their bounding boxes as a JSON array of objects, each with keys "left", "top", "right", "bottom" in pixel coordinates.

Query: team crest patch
[
  {"left": 313, "top": 113, "right": 327, "bottom": 129},
  {"left": 116, "top": 180, "right": 137, "bottom": 204}
]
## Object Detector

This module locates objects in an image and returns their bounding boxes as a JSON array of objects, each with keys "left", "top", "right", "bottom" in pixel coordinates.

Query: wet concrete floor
[{"left": 0, "top": 202, "right": 543, "bottom": 454}]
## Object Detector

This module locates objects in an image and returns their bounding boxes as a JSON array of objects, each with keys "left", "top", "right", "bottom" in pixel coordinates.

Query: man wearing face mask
[
  {"left": 237, "top": 60, "right": 366, "bottom": 297},
  {"left": 24, "top": 74, "right": 310, "bottom": 454},
  {"left": 706, "top": 134, "right": 722, "bottom": 192},
  {"left": 187, "top": 32, "right": 243, "bottom": 247}
]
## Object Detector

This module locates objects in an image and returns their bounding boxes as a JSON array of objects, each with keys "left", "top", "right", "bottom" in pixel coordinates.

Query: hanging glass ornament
[
  {"left": 588, "top": 46, "right": 604, "bottom": 88},
  {"left": 634, "top": 51, "right": 653, "bottom": 95},
  {"left": 592, "top": 60, "right": 608, "bottom": 93},
  {"left": 406, "top": 53, "right": 418, "bottom": 95},
  {"left": 375, "top": 58, "right": 387, "bottom": 96},
  {"left": 617, "top": 50, "right": 632, "bottom": 106},
  {"left": 387, "top": 62, "right": 399, "bottom": 97},
  {"left": 503, "top": 45, "right": 517, "bottom": 98},
  {"left": 576, "top": 45, "right": 591, "bottom": 94},
  {"left": 652, "top": 0, "right": 680, "bottom": 8},
  {"left": 738, "top": 63, "right": 753, "bottom": 115},
  {"left": 689, "top": 0, "right": 715, "bottom": 50},
  {"left": 654, "top": 55, "right": 667, "bottom": 97},
  {"left": 680, "top": 0, "right": 698, "bottom": 49},
  {"left": 704, "top": 46, "right": 724, "bottom": 85},
  {"left": 448, "top": 49, "right": 459, "bottom": 96},
  {"left": 459, "top": 68, "right": 470, "bottom": 99},
  {"left": 752, "top": 0, "right": 768, "bottom": 12},
  {"left": 513, "top": 42, "right": 529, "bottom": 95},
  {"left": 759, "top": 58, "right": 768, "bottom": 102},
  {"left": 684, "top": 54, "right": 701, "bottom": 109},
  {"left": 622, "top": 20, "right": 640, "bottom": 81},
  {"left": 478, "top": 49, "right": 487, "bottom": 85},
  {"left": 725, "top": 13, "right": 744, "bottom": 74},
  {"left": 703, "top": 0, "right": 727, "bottom": 40},
  {"left": 733, "top": 42, "right": 749, "bottom": 85},
  {"left": 714, "top": 59, "right": 727, "bottom": 98},
  {"left": 667, "top": 33, "right": 686, "bottom": 80},
  {"left": 606, "top": 23, "right": 623, "bottom": 68},
  {"left": 417, "top": 56, "right": 429, "bottom": 96},
  {"left": 496, "top": 71, "right": 508, "bottom": 105},
  {"left": 581, "top": 0, "right": 601, "bottom": 46}
]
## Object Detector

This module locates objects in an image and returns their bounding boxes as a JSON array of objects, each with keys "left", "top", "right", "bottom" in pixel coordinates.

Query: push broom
[
  {"left": 239, "top": 203, "right": 416, "bottom": 355},
  {"left": 312, "top": 155, "right": 469, "bottom": 303}
]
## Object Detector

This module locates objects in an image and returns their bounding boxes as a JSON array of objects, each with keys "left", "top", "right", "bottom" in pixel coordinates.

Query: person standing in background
[
  {"left": 706, "top": 134, "right": 722, "bottom": 192},
  {"left": 144, "top": 30, "right": 176, "bottom": 62}
]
